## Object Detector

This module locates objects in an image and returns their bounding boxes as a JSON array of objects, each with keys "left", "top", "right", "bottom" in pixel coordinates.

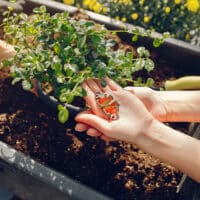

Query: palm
[{"left": 75, "top": 78, "right": 155, "bottom": 142}]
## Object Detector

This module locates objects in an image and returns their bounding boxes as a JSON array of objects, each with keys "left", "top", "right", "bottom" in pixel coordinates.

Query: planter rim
[
  {"left": 0, "top": 141, "right": 111, "bottom": 200},
  {"left": 36, "top": 81, "right": 84, "bottom": 115}
]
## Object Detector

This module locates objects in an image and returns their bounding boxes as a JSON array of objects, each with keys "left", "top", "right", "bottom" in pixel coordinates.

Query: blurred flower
[
  {"left": 122, "top": 17, "right": 127, "bottom": 22},
  {"left": 144, "top": 16, "right": 150, "bottom": 23},
  {"left": 93, "top": 2, "right": 102, "bottom": 13},
  {"left": 68, "top": 0, "right": 200, "bottom": 45},
  {"left": 174, "top": 0, "right": 181, "bottom": 4},
  {"left": 186, "top": 0, "right": 199, "bottom": 12},
  {"left": 115, "top": 16, "right": 120, "bottom": 20},
  {"left": 63, "top": 0, "right": 74, "bottom": 5},
  {"left": 185, "top": 33, "right": 190, "bottom": 40},
  {"left": 165, "top": 6, "right": 171, "bottom": 13},
  {"left": 139, "top": 0, "right": 145, "bottom": 5},
  {"left": 102, "top": 7, "right": 108, "bottom": 13},
  {"left": 131, "top": 13, "right": 139, "bottom": 20},
  {"left": 83, "top": 0, "right": 90, "bottom": 7},
  {"left": 88, "top": 0, "right": 97, "bottom": 10}
]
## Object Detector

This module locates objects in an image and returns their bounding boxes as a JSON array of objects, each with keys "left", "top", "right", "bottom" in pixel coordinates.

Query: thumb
[{"left": 75, "top": 113, "right": 111, "bottom": 134}]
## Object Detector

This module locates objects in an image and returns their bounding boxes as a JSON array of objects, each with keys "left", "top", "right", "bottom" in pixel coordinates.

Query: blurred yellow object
[
  {"left": 131, "top": 13, "right": 139, "bottom": 20},
  {"left": 174, "top": 0, "right": 181, "bottom": 4},
  {"left": 144, "top": 16, "right": 150, "bottom": 23},
  {"left": 93, "top": 2, "right": 102, "bottom": 13},
  {"left": 122, "top": 17, "right": 127, "bottom": 22},
  {"left": 165, "top": 76, "right": 200, "bottom": 90},
  {"left": 63, "top": 0, "right": 74, "bottom": 5},
  {"left": 186, "top": 0, "right": 199, "bottom": 12},
  {"left": 165, "top": 7, "right": 171, "bottom": 13}
]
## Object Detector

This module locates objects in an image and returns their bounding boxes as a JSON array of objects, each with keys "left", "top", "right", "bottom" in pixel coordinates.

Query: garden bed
[
  {"left": 0, "top": 66, "right": 184, "bottom": 200},
  {"left": 0, "top": 1, "right": 199, "bottom": 200}
]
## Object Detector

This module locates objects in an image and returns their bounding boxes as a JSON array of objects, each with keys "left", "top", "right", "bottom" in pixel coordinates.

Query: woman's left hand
[{"left": 75, "top": 77, "right": 155, "bottom": 143}]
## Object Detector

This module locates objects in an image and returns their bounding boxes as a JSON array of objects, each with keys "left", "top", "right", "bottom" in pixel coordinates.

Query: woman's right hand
[{"left": 124, "top": 87, "right": 168, "bottom": 122}]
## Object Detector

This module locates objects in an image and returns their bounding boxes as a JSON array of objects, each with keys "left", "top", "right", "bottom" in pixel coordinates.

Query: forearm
[
  {"left": 137, "top": 120, "right": 200, "bottom": 183},
  {"left": 158, "top": 90, "right": 200, "bottom": 122}
]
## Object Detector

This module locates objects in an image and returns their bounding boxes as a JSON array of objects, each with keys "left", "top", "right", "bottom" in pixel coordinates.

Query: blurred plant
[
  {"left": 61, "top": 0, "right": 200, "bottom": 45},
  {"left": 2, "top": 6, "right": 156, "bottom": 123}
]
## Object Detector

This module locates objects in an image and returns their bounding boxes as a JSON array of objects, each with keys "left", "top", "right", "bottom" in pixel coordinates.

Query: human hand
[
  {"left": 124, "top": 86, "right": 168, "bottom": 122},
  {"left": 75, "top": 78, "right": 155, "bottom": 143}
]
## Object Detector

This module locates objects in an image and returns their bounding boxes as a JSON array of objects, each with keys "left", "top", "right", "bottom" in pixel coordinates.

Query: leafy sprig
[{"left": 2, "top": 6, "right": 155, "bottom": 123}]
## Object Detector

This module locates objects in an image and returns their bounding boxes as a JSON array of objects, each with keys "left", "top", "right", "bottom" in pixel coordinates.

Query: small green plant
[{"left": 2, "top": 6, "right": 156, "bottom": 123}]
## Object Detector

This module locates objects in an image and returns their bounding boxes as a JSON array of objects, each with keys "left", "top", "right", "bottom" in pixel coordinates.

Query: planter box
[{"left": 0, "top": 1, "right": 200, "bottom": 200}]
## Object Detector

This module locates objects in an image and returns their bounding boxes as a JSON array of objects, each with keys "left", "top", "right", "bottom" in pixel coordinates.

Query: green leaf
[
  {"left": 11, "top": 77, "right": 21, "bottom": 85},
  {"left": 97, "top": 62, "right": 107, "bottom": 78},
  {"left": 146, "top": 78, "right": 154, "bottom": 87},
  {"left": 77, "top": 35, "right": 86, "bottom": 49},
  {"left": 22, "top": 80, "right": 32, "bottom": 90},
  {"left": 132, "top": 34, "right": 138, "bottom": 42},
  {"left": 153, "top": 38, "right": 163, "bottom": 47},
  {"left": 90, "top": 34, "right": 101, "bottom": 44},
  {"left": 145, "top": 59, "right": 155, "bottom": 72},
  {"left": 134, "top": 59, "right": 145, "bottom": 71},
  {"left": 59, "top": 92, "right": 74, "bottom": 103},
  {"left": 52, "top": 62, "right": 62, "bottom": 72},
  {"left": 85, "top": 21, "right": 95, "bottom": 27},
  {"left": 53, "top": 43, "right": 61, "bottom": 54},
  {"left": 80, "top": 88, "right": 87, "bottom": 97},
  {"left": 2, "top": 60, "right": 12, "bottom": 68},
  {"left": 137, "top": 47, "right": 150, "bottom": 57},
  {"left": 58, "top": 105, "right": 69, "bottom": 124},
  {"left": 8, "top": 6, "right": 14, "bottom": 12}
]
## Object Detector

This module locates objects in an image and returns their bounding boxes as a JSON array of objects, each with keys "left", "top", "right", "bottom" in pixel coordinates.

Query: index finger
[{"left": 81, "top": 82, "right": 106, "bottom": 119}]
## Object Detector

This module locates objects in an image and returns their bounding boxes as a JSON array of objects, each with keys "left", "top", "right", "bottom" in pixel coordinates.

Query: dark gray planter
[
  {"left": 0, "top": 1, "right": 199, "bottom": 200},
  {"left": 0, "top": 141, "right": 111, "bottom": 200}
]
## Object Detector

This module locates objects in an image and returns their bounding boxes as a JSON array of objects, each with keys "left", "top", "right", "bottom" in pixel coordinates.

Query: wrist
[
  {"left": 135, "top": 119, "right": 200, "bottom": 182},
  {"left": 156, "top": 91, "right": 200, "bottom": 122}
]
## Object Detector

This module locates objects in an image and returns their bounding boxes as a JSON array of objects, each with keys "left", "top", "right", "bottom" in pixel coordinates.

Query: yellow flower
[
  {"left": 83, "top": 0, "right": 90, "bottom": 7},
  {"left": 115, "top": 16, "right": 120, "bottom": 20},
  {"left": 165, "top": 6, "right": 171, "bottom": 13},
  {"left": 63, "top": 0, "right": 74, "bottom": 5},
  {"left": 131, "top": 13, "right": 139, "bottom": 20},
  {"left": 102, "top": 7, "right": 108, "bottom": 13},
  {"left": 122, "top": 0, "right": 131, "bottom": 4},
  {"left": 92, "top": 2, "right": 102, "bottom": 13},
  {"left": 186, "top": 0, "right": 199, "bottom": 12},
  {"left": 174, "top": 0, "right": 181, "bottom": 4},
  {"left": 139, "top": 0, "right": 145, "bottom": 5},
  {"left": 122, "top": 17, "right": 127, "bottom": 22},
  {"left": 185, "top": 33, "right": 190, "bottom": 40},
  {"left": 88, "top": 0, "right": 97, "bottom": 10},
  {"left": 144, "top": 16, "right": 150, "bottom": 23}
]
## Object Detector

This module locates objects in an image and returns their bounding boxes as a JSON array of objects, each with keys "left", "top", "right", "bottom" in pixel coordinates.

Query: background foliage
[{"left": 61, "top": 0, "right": 200, "bottom": 45}]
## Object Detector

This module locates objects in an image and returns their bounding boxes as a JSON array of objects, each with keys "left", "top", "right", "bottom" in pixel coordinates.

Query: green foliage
[
  {"left": 63, "top": 0, "right": 200, "bottom": 45},
  {"left": 2, "top": 6, "right": 155, "bottom": 123}
]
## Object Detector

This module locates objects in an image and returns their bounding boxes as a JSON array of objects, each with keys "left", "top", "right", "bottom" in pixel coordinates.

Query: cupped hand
[
  {"left": 75, "top": 78, "right": 155, "bottom": 143},
  {"left": 124, "top": 86, "right": 168, "bottom": 122}
]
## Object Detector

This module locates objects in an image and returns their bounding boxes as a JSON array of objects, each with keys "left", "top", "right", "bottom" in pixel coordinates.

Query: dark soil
[{"left": 0, "top": 66, "right": 187, "bottom": 200}]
